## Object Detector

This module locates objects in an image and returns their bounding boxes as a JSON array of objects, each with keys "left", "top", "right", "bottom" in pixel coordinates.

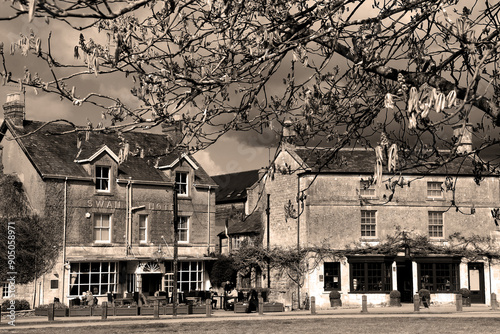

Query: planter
[
  {"left": 263, "top": 302, "right": 284, "bottom": 312},
  {"left": 34, "top": 307, "right": 68, "bottom": 317},
  {"left": 140, "top": 306, "right": 156, "bottom": 315},
  {"left": 69, "top": 307, "right": 92, "bottom": 316},
  {"left": 389, "top": 297, "right": 401, "bottom": 307},
  {"left": 330, "top": 299, "right": 342, "bottom": 307},
  {"left": 92, "top": 307, "right": 104, "bottom": 316},
  {"left": 114, "top": 306, "right": 138, "bottom": 316},
  {"left": 34, "top": 308, "right": 47, "bottom": 316},
  {"left": 164, "top": 304, "right": 192, "bottom": 315},
  {"left": 234, "top": 303, "right": 250, "bottom": 313},
  {"left": 462, "top": 297, "right": 471, "bottom": 307},
  {"left": 192, "top": 305, "right": 207, "bottom": 314}
]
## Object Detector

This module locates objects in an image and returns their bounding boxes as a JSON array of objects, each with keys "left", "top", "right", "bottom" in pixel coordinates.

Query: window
[
  {"left": 361, "top": 210, "right": 376, "bottom": 237},
  {"left": 69, "top": 262, "right": 117, "bottom": 296},
  {"left": 428, "top": 211, "right": 443, "bottom": 238},
  {"left": 2, "top": 282, "right": 12, "bottom": 298},
  {"left": 324, "top": 262, "right": 341, "bottom": 291},
  {"left": 94, "top": 214, "right": 111, "bottom": 243},
  {"left": 175, "top": 172, "right": 188, "bottom": 195},
  {"left": 427, "top": 182, "right": 443, "bottom": 198},
  {"left": 178, "top": 216, "right": 189, "bottom": 243},
  {"left": 164, "top": 261, "right": 203, "bottom": 292},
  {"left": 96, "top": 166, "right": 110, "bottom": 192},
  {"left": 50, "top": 280, "right": 59, "bottom": 289},
  {"left": 139, "top": 215, "right": 148, "bottom": 243},
  {"left": 359, "top": 180, "right": 375, "bottom": 197},
  {"left": 419, "top": 262, "right": 459, "bottom": 292},
  {"left": 350, "top": 261, "right": 392, "bottom": 292}
]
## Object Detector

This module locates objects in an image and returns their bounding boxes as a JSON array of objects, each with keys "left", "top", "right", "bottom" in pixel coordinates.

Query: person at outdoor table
[
  {"left": 209, "top": 287, "right": 218, "bottom": 309},
  {"left": 87, "top": 290, "right": 94, "bottom": 306},
  {"left": 226, "top": 286, "right": 238, "bottom": 310},
  {"left": 80, "top": 292, "right": 87, "bottom": 306}
]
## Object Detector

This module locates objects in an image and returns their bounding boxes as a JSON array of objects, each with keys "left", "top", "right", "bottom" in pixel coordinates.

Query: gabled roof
[
  {"left": 292, "top": 147, "right": 494, "bottom": 176},
  {"left": 1, "top": 119, "right": 217, "bottom": 186},
  {"left": 217, "top": 207, "right": 263, "bottom": 237},
  {"left": 212, "top": 169, "right": 260, "bottom": 203}
]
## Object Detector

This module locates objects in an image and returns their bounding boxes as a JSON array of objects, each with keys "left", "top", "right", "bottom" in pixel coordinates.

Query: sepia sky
[{"left": 0, "top": 6, "right": 276, "bottom": 176}]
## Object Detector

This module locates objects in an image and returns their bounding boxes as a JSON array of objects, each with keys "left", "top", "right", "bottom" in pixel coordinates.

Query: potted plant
[
  {"left": 329, "top": 290, "right": 342, "bottom": 307},
  {"left": 389, "top": 290, "right": 401, "bottom": 307},
  {"left": 418, "top": 289, "right": 431, "bottom": 308},
  {"left": 459, "top": 288, "right": 471, "bottom": 307}
]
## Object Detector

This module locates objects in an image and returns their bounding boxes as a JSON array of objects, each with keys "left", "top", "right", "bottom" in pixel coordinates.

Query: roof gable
[{"left": 74, "top": 145, "right": 119, "bottom": 163}]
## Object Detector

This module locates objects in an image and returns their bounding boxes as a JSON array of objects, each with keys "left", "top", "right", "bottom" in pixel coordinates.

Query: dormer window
[
  {"left": 96, "top": 166, "right": 110, "bottom": 192},
  {"left": 175, "top": 172, "right": 188, "bottom": 196}
]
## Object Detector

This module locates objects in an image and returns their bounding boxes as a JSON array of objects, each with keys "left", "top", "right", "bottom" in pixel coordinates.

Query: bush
[
  {"left": 36, "top": 302, "right": 68, "bottom": 310},
  {"left": 389, "top": 290, "right": 401, "bottom": 298},
  {"left": 418, "top": 289, "right": 430, "bottom": 299},
  {"left": 458, "top": 288, "right": 471, "bottom": 298},
  {"left": 1, "top": 299, "right": 30, "bottom": 311},
  {"left": 329, "top": 290, "right": 341, "bottom": 299}
]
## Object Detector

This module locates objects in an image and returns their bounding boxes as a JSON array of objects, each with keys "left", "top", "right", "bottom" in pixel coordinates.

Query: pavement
[{"left": 0, "top": 304, "right": 499, "bottom": 330}]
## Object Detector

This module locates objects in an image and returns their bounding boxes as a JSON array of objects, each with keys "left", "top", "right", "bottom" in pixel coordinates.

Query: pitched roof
[
  {"left": 212, "top": 169, "right": 260, "bottom": 203},
  {"left": 227, "top": 211, "right": 262, "bottom": 235},
  {"left": 292, "top": 147, "right": 494, "bottom": 176},
  {"left": 1, "top": 119, "right": 217, "bottom": 186}
]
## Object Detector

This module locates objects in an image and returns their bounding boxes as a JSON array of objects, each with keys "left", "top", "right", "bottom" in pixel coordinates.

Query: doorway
[
  {"left": 141, "top": 274, "right": 162, "bottom": 296},
  {"left": 397, "top": 260, "right": 413, "bottom": 303},
  {"left": 468, "top": 263, "right": 485, "bottom": 304}
]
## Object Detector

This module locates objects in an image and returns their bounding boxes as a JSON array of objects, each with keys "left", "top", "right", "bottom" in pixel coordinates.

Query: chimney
[
  {"left": 282, "top": 119, "right": 296, "bottom": 148},
  {"left": 452, "top": 123, "right": 473, "bottom": 154},
  {"left": 3, "top": 92, "right": 25, "bottom": 128},
  {"left": 161, "top": 120, "right": 184, "bottom": 147}
]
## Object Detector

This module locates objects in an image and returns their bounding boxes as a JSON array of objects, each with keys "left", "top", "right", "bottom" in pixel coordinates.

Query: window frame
[
  {"left": 164, "top": 261, "right": 203, "bottom": 293},
  {"left": 139, "top": 215, "right": 148, "bottom": 244},
  {"left": 361, "top": 210, "right": 377, "bottom": 238},
  {"left": 175, "top": 172, "right": 189, "bottom": 196},
  {"left": 428, "top": 211, "right": 444, "bottom": 238},
  {"left": 417, "top": 260, "right": 460, "bottom": 293},
  {"left": 349, "top": 258, "right": 393, "bottom": 293},
  {"left": 427, "top": 181, "right": 443, "bottom": 199},
  {"left": 178, "top": 216, "right": 189, "bottom": 243},
  {"left": 68, "top": 262, "right": 118, "bottom": 297},
  {"left": 359, "top": 180, "right": 376, "bottom": 198},
  {"left": 324, "top": 262, "right": 341, "bottom": 291},
  {"left": 93, "top": 213, "right": 111, "bottom": 243},
  {"left": 2, "top": 282, "right": 12, "bottom": 298},
  {"left": 95, "top": 166, "right": 111, "bottom": 192}
]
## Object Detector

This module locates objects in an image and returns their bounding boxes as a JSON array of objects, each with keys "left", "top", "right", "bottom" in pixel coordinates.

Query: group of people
[{"left": 79, "top": 290, "right": 98, "bottom": 306}]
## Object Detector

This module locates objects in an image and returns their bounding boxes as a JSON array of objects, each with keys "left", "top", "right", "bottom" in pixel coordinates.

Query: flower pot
[
  {"left": 330, "top": 299, "right": 342, "bottom": 307},
  {"left": 263, "top": 302, "right": 284, "bottom": 312}
]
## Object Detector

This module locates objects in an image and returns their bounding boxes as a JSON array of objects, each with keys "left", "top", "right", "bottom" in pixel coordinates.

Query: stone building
[
  {"left": 250, "top": 128, "right": 500, "bottom": 309},
  {"left": 0, "top": 92, "right": 217, "bottom": 306}
]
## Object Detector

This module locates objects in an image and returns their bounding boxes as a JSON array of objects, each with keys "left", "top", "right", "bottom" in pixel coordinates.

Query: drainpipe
[
  {"left": 207, "top": 185, "right": 211, "bottom": 255},
  {"left": 296, "top": 175, "right": 301, "bottom": 309},
  {"left": 62, "top": 177, "right": 68, "bottom": 305},
  {"left": 128, "top": 181, "right": 133, "bottom": 253},
  {"left": 126, "top": 180, "right": 131, "bottom": 256}
]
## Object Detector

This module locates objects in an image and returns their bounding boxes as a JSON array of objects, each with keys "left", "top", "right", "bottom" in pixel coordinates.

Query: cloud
[{"left": 193, "top": 150, "right": 224, "bottom": 176}]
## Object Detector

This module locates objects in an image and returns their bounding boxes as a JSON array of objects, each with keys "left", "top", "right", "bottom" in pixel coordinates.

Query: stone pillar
[
  {"left": 258, "top": 297, "right": 264, "bottom": 315},
  {"left": 206, "top": 299, "right": 212, "bottom": 317},
  {"left": 310, "top": 296, "right": 316, "bottom": 315},
  {"left": 154, "top": 300, "right": 159, "bottom": 319},
  {"left": 361, "top": 295, "right": 368, "bottom": 313},
  {"left": 492, "top": 293, "right": 498, "bottom": 310},
  {"left": 102, "top": 302, "right": 108, "bottom": 320},
  {"left": 48, "top": 303, "right": 55, "bottom": 322},
  {"left": 456, "top": 294, "right": 463, "bottom": 312},
  {"left": 413, "top": 294, "right": 420, "bottom": 312}
]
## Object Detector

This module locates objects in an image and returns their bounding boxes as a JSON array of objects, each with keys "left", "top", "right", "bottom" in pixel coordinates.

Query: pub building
[{"left": 0, "top": 92, "right": 218, "bottom": 306}]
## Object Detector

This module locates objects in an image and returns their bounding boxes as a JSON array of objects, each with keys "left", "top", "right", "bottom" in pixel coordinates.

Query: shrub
[
  {"left": 418, "top": 289, "right": 430, "bottom": 299},
  {"left": 389, "top": 290, "right": 401, "bottom": 298},
  {"left": 36, "top": 302, "right": 68, "bottom": 309},
  {"left": 1, "top": 299, "right": 30, "bottom": 311},
  {"left": 458, "top": 288, "right": 471, "bottom": 298},
  {"left": 329, "top": 290, "right": 341, "bottom": 299}
]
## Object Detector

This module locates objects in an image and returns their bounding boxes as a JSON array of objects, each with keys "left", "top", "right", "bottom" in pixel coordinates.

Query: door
[
  {"left": 468, "top": 263, "right": 485, "bottom": 304},
  {"left": 397, "top": 260, "right": 413, "bottom": 303}
]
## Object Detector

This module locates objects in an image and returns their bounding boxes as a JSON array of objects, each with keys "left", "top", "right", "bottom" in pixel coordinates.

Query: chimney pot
[
  {"left": 3, "top": 92, "right": 25, "bottom": 128},
  {"left": 452, "top": 123, "right": 473, "bottom": 154}
]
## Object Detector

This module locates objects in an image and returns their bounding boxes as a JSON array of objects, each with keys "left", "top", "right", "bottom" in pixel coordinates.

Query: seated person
[
  {"left": 209, "top": 287, "right": 218, "bottom": 309},
  {"left": 225, "top": 286, "right": 238, "bottom": 310}
]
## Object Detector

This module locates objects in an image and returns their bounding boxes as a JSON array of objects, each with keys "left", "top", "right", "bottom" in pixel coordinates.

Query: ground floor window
[
  {"left": 418, "top": 261, "right": 459, "bottom": 292},
  {"left": 164, "top": 261, "right": 203, "bottom": 292},
  {"left": 2, "top": 282, "right": 12, "bottom": 298},
  {"left": 324, "top": 262, "right": 341, "bottom": 291},
  {"left": 69, "top": 262, "right": 117, "bottom": 296},
  {"left": 350, "top": 259, "right": 392, "bottom": 292}
]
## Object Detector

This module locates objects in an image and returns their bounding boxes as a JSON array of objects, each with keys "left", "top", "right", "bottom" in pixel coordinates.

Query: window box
[
  {"left": 164, "top": 304, "right": 192, "bottom": 315},
  {"left": 192, "top": 304, "right": 208, "bottom": 314},
  {"left": 34, "top": 305, "right": 68, "bottom": 317},
  {"left": 263, "top": 302, "right": 284, "bottom": 312},
  {"left": 139, "top": 306, "right": 156, "bottom": 315}
]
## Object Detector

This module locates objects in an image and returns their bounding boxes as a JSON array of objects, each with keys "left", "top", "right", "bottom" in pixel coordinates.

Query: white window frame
[
  {"left": 361, "top": 210, "right": 377, "bottom": 238},
  {"left": 175, "top": 172, "right": 188, "bottom": 196},
  {"left": 94, "top": 213, "right": 111, "bottom": 243},
  {"left": 164, "top": 261, "right": 203, "bottom": 292},
  {"left": 427, "top": 181, "right": 443, "bottom": 199},
  {"left": 96, "top": 166, "right": 111, "bottom": 192},
  {"left": 139, "top": 215, "right": 148, "bottom": 244},
  {"left": 178, "top": 216, "right": 189, "bottom": 243},
  {"left": 68, "top": 262, "right": 118, "bottom": 297},
  {"left": 359, "top": 180, "right": 376, "bottom": 198},
  {"left": 428, "top": 211, "right": 444, "bottom": 238}
]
